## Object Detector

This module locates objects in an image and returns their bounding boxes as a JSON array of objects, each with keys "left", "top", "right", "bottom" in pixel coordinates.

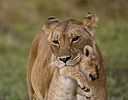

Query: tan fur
[
  {"left": 77, "top": 44, "right": 108, "bottom": 100},
  {"left": 82, "top": 12, "right": 99, "bottom": 39},
  {"left": 80, "top": 45, "right": 100, "bottom": 82},
  {"left": 47, "top": 66, "right": 93, "bottom": 100},
  {"left": 27, "top": 12, "right": 107, "bottom": 100},
  {"left": 77, "top": 45, "right": 100, "bottom": 100},
  {"left": 47, "top": 45, "right": 103, "bottom": 100}
]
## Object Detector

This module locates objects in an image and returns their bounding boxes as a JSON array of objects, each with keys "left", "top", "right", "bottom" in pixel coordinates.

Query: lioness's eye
[
  {"left": 71, "top": 36, "right": 80, "bottom": 43},
  {"left": 52, "top": 40, "right": 59, "bottom": 45}
]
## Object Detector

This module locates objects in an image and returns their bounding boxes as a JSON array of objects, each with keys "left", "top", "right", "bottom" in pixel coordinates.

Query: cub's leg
[{"left": 60, "top": 66, "right": 92, "bottom": 94}]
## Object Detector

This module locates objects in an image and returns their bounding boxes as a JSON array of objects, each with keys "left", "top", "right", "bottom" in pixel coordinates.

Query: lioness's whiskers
[
  {"left": 41, "top": 62, "right": 55, "bottom": 72},
  {"left": 73, "top": 54, "right": 79, "bottom": 61}
]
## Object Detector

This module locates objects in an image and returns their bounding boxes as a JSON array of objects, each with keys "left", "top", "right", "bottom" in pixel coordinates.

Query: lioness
[
  {"left": 47, "top": 45, "right": 101, "bottom": 100},
  {"left": 27, "top": 12, "right": 107, "bottom": 100}
]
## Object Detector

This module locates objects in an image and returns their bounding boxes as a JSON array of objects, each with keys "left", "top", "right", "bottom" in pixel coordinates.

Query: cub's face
[
  {"left": 80, "top": 45, "right": 100, "bottom": 81},
  {"left": 50, "top": 21, "right": 93, "bottom": 67}
]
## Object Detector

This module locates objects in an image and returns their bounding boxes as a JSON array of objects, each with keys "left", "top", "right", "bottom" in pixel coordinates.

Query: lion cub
[
  {"left": 79, "top": 45, "right": 100, "bottom": 82},
  {"left": 78, "top": 45, "right": 100, "bottom": 100},
  {"left": 47, "top": 45, "right": 100, "bottom": 100},
  {"left": 47, "top": 66, "right": 92, "bottom": 100}
]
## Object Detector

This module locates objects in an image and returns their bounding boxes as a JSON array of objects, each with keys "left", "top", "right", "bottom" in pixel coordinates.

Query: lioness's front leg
[{"left": 27, "top": 31, "right": 44, "bottom": 100}]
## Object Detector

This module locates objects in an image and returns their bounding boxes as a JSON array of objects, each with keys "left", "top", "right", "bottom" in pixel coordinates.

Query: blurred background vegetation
[{"left": 0, "top": 0, "right": 128, "bottom": 100}]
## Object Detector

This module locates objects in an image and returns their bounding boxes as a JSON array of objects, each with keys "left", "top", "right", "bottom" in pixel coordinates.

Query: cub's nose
[{"left": 59, "top": 56, "right": 71, "bottom": 63}]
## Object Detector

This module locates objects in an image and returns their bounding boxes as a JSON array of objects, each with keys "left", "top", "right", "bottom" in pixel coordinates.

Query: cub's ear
[
  {"left": 82, "top": 12, "right": 98, "bottom": 38},
  {"left": 83, "top": 45, "right": 95, "bottom": 60},
  {"left": 43, "top": 16, "right": 60, "bottom": 30}
]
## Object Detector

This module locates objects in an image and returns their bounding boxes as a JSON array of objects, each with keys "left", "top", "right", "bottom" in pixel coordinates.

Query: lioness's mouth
[{"left": 66, "top": 57, "right": 81, "bottom": 66}]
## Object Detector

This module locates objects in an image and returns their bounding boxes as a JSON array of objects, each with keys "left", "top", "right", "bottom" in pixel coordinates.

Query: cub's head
[
  {"left": 43, "top": 12, "right": 98, "bottom": 67},
  {"left": 80, "top": 45, "right": 100, "bottom": 81}
]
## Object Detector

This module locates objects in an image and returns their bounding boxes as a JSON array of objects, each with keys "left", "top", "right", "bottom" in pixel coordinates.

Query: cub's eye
[
  {"left": 71, "top": 36, "right": 80, "bottom": 43},
  {"left": 52, "top": 40, "right": 59, "bottom": 45}
]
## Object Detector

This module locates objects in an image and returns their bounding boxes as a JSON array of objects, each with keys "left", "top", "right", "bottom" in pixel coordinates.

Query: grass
[
  {"left": 95, "top": 19, "right": 128, "bottom": 99},
  {"left": 0, "top": 0, "right": 128, "bottom": 100},
  {"left": 0, "top": 33, "right": 29, "bottom": 100}
]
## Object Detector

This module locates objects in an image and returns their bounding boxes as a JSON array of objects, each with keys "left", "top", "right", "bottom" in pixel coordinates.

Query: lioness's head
[{"left": 43, "top": 12, "right": 98, "bottom": 67}]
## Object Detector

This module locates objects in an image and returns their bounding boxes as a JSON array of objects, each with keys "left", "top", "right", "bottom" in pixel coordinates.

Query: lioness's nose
[{"left": 59, "top": 56, "right": 71, "bottom": 63}]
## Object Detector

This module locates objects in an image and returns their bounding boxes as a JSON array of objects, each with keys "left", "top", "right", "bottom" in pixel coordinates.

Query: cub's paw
[
  {"left": 81, "top": 86, "right": 90, "bottom": 92},
  {"left": 85, "top": 91, "right": 94, "bottom": 98},
  {"left": 79, "top": 85, "right": 94, "bottom": 97},
  {"left": 78, "top": 82, "right": 90, "bottom": 92}
]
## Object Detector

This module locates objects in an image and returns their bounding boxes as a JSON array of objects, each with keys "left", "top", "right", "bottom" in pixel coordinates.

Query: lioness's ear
[
  {"left": 82, "top": 12, "right": 98, "bottom": 38},
  {"left": 43, "top": 16, "right": 60, "bottom": 30}
]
